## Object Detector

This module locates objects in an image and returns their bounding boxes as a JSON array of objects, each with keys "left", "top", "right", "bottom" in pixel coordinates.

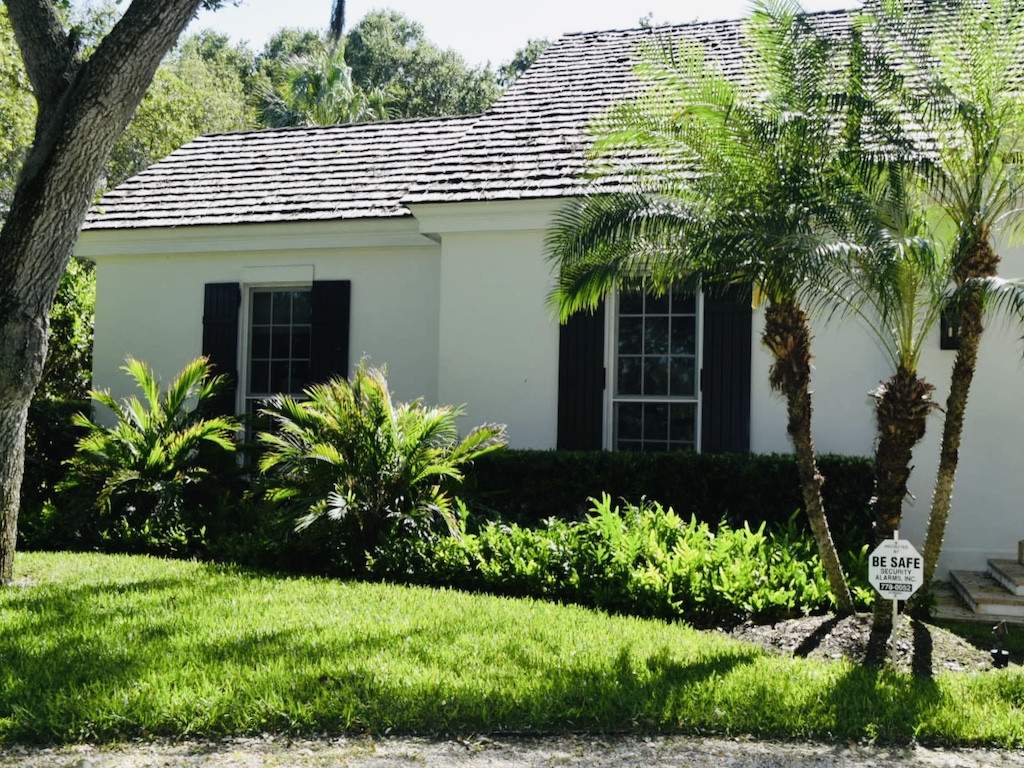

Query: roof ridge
[
  {"left": 556, "top": 4, "right": 859, "bottom": 40},
  {"left": 199, "top": 112, "right": 482, "bottom": 140}
]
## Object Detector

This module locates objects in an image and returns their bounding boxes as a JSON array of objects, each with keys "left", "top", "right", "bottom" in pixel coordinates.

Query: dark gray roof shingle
[
  {"left": 83, "top": 115, "right": 478, "bottom": 230},
  {"left": 84, "top": 8, "right": 857, "bottom": 230},
  {"left": 404, "top": 9, "right": 854, "bottom": 204}
]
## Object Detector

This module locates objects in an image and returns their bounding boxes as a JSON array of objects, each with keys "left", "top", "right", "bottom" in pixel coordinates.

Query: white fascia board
[
  {"left": 74, "top": 217, "right": 436, "bottom": 260},
  {"left": 409, "top": 198, "right": 570, "bottom": 235}
]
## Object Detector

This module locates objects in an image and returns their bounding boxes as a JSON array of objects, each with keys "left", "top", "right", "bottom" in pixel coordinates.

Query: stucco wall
[
  {"left": 91, "top": 240, "right": 441, "bottom": 410},
  {"left": 436, "top": 228, "right": 561, "bottom": 449}
]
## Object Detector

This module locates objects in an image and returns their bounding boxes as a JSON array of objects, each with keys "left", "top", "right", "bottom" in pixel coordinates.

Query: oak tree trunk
[
  {"left": 763, "top": 301, "right": 855, "bottom": 614},
  {"left": 0, "top": 0, "right": 205, "bottom": 583},
  {"left": 868, "top": 366, "right": 934, "bottom": 637}
]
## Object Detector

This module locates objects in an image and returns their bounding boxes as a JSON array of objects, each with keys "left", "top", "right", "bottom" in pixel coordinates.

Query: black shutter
[
  {"left": 202, "top": 282, "right": 241, "bottom": 416},
  {"left": 557, "top": 304, "right": 606, "bottom": 450},
  {"left": 701, "top": 285, "right": 752, "bottom": 453},
  {"left": 311, "top": 280, "right": 351, "bottom": 382}
]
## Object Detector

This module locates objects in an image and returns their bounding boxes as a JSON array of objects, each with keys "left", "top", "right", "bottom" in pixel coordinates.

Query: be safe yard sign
[{"left": 868, "top": 537, "right": 924, "bottom": 600}]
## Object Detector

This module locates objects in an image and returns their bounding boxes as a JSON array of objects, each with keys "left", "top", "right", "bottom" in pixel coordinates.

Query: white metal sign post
[{"left": 868, "top": 532, "right": 925, "bottom": 663}]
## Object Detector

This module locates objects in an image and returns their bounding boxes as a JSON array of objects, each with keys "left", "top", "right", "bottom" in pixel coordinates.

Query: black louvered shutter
[
  {"left": 311, "top": 280, "right": 351, "bottom": 382},
  {"left": 701, "top": 286, "right": 752, "bottom": 453},
  {"left": 557, "top": 305, "right": 606, "bottom": 450},
  {"left": 202, "top": 283, "right": 241, "bottom": 416}
]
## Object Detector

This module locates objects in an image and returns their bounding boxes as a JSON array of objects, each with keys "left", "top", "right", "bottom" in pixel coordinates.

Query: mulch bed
[{"left": 732, "top": 613, "right": 1002, "bottom": 676}]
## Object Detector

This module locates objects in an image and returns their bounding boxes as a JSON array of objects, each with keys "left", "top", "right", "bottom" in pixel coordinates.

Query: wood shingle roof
[{"left": 84, "top": 8, "right": 857, "bottom": 230}]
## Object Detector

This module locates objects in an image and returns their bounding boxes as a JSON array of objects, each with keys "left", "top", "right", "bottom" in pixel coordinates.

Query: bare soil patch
[{"left": 732, "top": 613, "right": 999, "bottom": 675}]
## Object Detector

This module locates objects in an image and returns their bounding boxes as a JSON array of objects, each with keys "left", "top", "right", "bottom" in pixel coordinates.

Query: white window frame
[
  {"left": 236, "top": 281, "right": 314, "bottom": 417},
  {"left": 602, "top": 287, "right": 704, "bottom": 452}
]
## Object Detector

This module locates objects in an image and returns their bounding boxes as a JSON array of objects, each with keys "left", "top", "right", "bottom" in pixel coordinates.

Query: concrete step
[
  {"left": 950, "top": 570, "right": 1024, "bottom": 618},
  {"left": 989, "top": 559, "right": 1024, "bottom": 597},
  {"left": 933, "top": 581, "right": 1024, "bottom": 624}
]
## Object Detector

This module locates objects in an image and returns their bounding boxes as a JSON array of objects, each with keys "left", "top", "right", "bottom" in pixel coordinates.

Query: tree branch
[
  {"left": 75, "top": 0, "right": 202, "bottom": 125},
  {"left": 3, "top": 0, "right": 73, "bottom": 108}
]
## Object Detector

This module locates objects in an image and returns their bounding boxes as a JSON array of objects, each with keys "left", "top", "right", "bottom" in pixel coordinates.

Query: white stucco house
[{"left": 75, "top": 9, "right": 1024, "bottom": 611}]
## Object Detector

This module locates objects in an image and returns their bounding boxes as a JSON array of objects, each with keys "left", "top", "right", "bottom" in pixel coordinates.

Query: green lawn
[{"left": 1, "top": 553, "right": 1023, "bottom": 747}]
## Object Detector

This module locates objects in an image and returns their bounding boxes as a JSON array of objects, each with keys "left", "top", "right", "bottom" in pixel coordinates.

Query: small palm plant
[
  {"left": 61, "top": 357, "right": 239, "bottom": 553},
  {"left": 257, "top": 365, "right": 506, "bottom": 568},
  {"left": 548, "top": 0, "right": 860, "bottom": 612}
]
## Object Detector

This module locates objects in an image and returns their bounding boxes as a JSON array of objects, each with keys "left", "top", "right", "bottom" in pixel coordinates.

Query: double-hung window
[
  {"left": 611, "top": 283, "right": 700, "bottom": 452},
  {"left": 245, "top": 288, "right": 313, "bottom": 420}
]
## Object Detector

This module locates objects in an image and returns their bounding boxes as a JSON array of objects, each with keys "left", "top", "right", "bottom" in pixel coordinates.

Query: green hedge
[{"left": 462, "top": 450, "right": 874, "bottom": 545}]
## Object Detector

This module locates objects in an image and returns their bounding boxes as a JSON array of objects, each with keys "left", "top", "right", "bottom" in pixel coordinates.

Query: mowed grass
[{"left": 1, "top": 553, "right": 1023, "bottom": 746}]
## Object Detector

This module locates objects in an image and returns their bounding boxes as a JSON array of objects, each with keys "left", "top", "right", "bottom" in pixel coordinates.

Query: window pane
[
  {"left": 616, "top": 402, "right": 642, "bottom": 440},
  {"left": 619, "top": 290, "right": 643, "bottom": 314},
  {"left": 671, "top": 287, "right": 696, "bottom": 314},
  {"left": 645, "top": 291, "right": 669, "bottom": 314},
  {"left": 271, "top": 327, "right": 290, "bottom": 359},
  {"left": 270, "top": 361, "right": 289, "bottom": 393},
  {"left": 669, "top": 357, "right": 696, "bottom": 396},
  {"left": 251, "top": 326, "right": 270, "bottom": 358},
  {"left": 292, "top": 290, "right": 312, "bottom": 323},
  {"left": 670, "top": 403, "right": 696, "bottom": 444},
  {"left": 644, "top": 402, "right": 669, "bottom": 440},
  {"left": 249, "top": 361, "right": 269, "bottom": 394},
  {"left": 252, "top": 292, "right": 272, "bottom": 324},
  {"left": 644, "top": 317, "right": 668, "bottom": 354},
  {"left": 618, "top": 440, "right": 643, "bottom": 453},
  {"left": 272, "top": 291, "right": 291, "bottom": 324},
  {"left": 643, "top": 440, "right": 669, "bottom": 452},
  {"left": 671, "top": 316, "right": 696, "bottom": 355},
  {"left": 290, "top": 361, "right": 310, "bottom": 393},
  {"left": 617, "top": 356, "right": 642, "bottom": 395},
  {"left": 618, "top": 316, "right": 643, "bottom": 354},
  {"left": 292, "top": 327, "right": 311, "bottom": 359},
  {"left": 643, "top": 356, "right": 669, "bottom": 395}
]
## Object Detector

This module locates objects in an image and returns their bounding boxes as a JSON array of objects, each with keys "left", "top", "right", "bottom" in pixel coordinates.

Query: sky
[{"left": 188, "top": 0, "right": 856, "bottom": 67}]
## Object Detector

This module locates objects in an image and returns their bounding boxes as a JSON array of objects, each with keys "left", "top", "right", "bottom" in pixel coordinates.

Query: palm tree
[
  {"left": 870, "top": 1, "right": 1024, "bottom": 587},
  {"left": 827, "top": 159, "right": 953, "bottom": 633},
  {"left": 260, "top": 42, "right": 390, "bottom": 128},
  {"left": 548, "top": 1, "right": 858, "bottom": 612},
  {"left": 330, "top": 0, "right": 346, "bottom": 44}
]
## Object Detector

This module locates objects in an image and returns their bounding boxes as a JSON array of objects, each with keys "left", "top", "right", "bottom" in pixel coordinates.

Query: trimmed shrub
[
  {"left": 461, "top": 450, "right": 874, "bottom": 546},
  {"left": 370, "top": 496, "right": 874, "bottom": 627}
]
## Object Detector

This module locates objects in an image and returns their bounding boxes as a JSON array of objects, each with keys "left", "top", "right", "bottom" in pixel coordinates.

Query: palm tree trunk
[
  {"left": 763, "top": 301, "right": 855, "bottom": 614},
  {"left": 921, "top": 236, "right": 1000, "bottom": 591},
  {"left": 869, "top": 366, "right": 934, "bottom": 636},
  {"left": 922, "top": 293, "right": 984, "bottom": 588}
]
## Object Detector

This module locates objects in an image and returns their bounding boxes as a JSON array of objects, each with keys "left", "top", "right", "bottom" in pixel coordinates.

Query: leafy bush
[
  {"left": 258, "top": 364, "right": 507, "bottom": 572},
  {"left": 59, "top": 357, "right": 239, "bottom": 555},
  {"left": 462, "top": 450, "right": 874, "bottom": 547},
  {"left": 371, "top": 496, "right": 874, "bottom": 627}
]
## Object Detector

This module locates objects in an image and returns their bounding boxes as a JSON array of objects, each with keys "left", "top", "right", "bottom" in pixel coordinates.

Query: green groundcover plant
[{"left": 371, "top": 495, "right": 874, "bottom": 627}]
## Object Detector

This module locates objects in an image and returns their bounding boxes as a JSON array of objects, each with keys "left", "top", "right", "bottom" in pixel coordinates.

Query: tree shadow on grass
[{"left": 0, "top": 574, "right": 240, "bottom": 742}]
